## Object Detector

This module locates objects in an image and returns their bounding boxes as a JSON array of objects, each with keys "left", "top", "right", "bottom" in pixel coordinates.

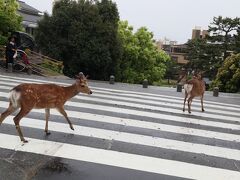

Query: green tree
[
  {"left": 186, "top": 38, "right": 209, "bottom": 70},
  {"left": 35, "top": 0, "right": 121, "bottom": 80},
  {"left": 234, "top": 29, "right": 240, "bottom": 53},
  {"left": 118, "top": 21, "right": 170, "bottom": 84},
  {"left": 164, "top": 58, "right": 179, "bottom": 84},
  {"left": 0, "top": 0, "right": 22, "bottom": 44},
  {"left": 208, "top": 16, "right": 240, "bottom": 59},
  {"left": 96, "top": 0, "right": 122, "bottom": 78},
  {"left": 118, "top": 21, "right": 138, "bottom": 81},
  {"left": 212, "top": 53, "right": 240, "bottom": 92},
  {"left": 186, "top": 16, "right": 240, "bottom": 79},
  {"left": 186, "top": 38, "right": 222, "bottom": 79}
]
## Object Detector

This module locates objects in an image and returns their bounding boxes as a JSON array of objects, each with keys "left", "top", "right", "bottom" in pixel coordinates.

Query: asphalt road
[{"left": 0, "top": 71, "right": 240, "bottom": 180}]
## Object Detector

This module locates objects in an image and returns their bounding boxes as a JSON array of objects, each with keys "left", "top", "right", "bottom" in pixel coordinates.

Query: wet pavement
[{"left": 0, "top": 70, "right": 240, "bottom": 180}]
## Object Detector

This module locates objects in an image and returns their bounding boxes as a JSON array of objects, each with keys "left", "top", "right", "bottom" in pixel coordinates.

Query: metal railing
[{"left": 0, "top": 45, "right": 64, "bottom": 76}]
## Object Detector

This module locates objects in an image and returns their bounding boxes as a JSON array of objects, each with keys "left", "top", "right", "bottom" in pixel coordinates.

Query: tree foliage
[
  {"left": 234, "top": 29, "right": 240, "bottom": 53},
  {"left": 208, "top": 16, "right": 240, "bottom": 59},
  {"left": 186, "top": 38, "right": 222, "bottom": 79},
  {"left": 186, "top": 16, "right": 240, "bottom": 80},
  {"left": 0, "top": 0, "right": 22, "bottom": 44},
  {"left": 35, "top": 0, "right": 121, "bottom": 80},
  {"left": 164, "top": 58, "right": 180, "bottom": 85},
  {"left": 118, "top": 21, "right": 170, "bottom": 84},
  {"left": 212, "top": 54, "right": 240, "bottom": 93},
  {"left": 186, "top": 38, "right": 209, "bottom": 70}
]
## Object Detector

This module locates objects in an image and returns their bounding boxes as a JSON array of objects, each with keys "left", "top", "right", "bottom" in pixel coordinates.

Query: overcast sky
[{"left": 22, "top": 0, "right": 240, "bottom": 43}]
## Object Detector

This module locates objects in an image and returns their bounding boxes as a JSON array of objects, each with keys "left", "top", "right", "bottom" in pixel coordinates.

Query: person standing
[{"left": 5, "top": 36, "right": 17, "bottom": 69}]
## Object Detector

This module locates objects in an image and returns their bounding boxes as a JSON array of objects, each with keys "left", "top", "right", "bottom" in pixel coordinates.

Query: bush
[
  {"left": 211, "top": 54, "right": 240, "bottom": 93},
  {"left": 41, "top": 59, "right": 63, "bottom": 73},
  {"left": 0, "top": 35, "right": 7, "bottom": 45}
]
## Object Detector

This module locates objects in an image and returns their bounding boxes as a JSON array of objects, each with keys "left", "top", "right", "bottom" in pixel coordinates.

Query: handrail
[
  {"left": 0, "top": 45, "right": 63, "bottom": 76},
  {"left": 1, "top": 45, "right": 62, "bottom": 65},
  {"left": 29, "top": 50, "right": 63, "bottom": 64}
]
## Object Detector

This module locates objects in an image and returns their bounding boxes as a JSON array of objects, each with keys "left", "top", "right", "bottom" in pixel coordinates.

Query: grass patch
[{"left": 153, "top": 79, "right": 177, "bottom": 87}]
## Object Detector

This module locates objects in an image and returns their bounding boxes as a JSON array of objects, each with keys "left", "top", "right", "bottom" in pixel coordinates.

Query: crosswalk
[{"left": 0, "top": 73, "right": 240, "bottom": 180}]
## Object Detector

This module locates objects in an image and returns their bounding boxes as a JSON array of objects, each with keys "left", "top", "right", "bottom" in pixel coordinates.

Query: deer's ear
[
  {"left": 79, "top": 72, "right": 84, "bottom": 76},
  {"left": 85, "top": 75, "right": 89, "bottom": 79},
  {"left": 75, "top": 72, "right": 85, "bottom": 80}
]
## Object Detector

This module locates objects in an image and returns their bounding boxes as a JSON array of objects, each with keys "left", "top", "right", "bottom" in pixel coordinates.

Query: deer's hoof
[
  {"left": 70, "top": 126, "right": 74, "bottom": 131},
  {"left": 202, "top": 109, "right": 205, "bottom": 112},
  {"left": 46, "top": 132, "right": 51, "bottom": 136},
  {"left": 188, "top": 111, "right": 191, "bottom": 114},
  {"left": 22, "top": 139, "right": 28, "bottom": 143}
]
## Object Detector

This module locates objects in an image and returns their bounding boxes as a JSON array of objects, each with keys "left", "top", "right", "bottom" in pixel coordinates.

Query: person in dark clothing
[{"left": 5, "top": 36, "right": 17, "bottom": 69}]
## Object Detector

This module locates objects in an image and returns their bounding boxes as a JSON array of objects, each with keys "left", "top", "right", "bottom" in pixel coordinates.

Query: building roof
[
  {"left": 17, "top": 0, "right": 42, "bottom": 15},
  {"left": 17, "top": 1, "right": 43, "bottom": 26},
  {"left": 18, "top": 11, "right": 42, "bottom": 24}
]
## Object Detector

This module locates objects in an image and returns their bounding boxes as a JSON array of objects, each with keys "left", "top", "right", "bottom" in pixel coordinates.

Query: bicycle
[{"left": 12, "top": 49, "right": 32, "bottom": 74}]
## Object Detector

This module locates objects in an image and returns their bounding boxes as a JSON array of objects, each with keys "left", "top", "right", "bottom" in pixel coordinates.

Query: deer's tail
[
  {"left": 184, "top": 84, "right": 193, "bottom": 97},
  {"left": 9, "top": 90, "right": 21, "bottom": 108}
]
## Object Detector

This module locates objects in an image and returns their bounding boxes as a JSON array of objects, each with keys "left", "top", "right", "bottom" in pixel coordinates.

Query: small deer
[
  {"left": 0, "top": 72, "right": 92, "bottom": 143},
  {"left": 183, "top": 72, "right": 205, "bottom": 113}
]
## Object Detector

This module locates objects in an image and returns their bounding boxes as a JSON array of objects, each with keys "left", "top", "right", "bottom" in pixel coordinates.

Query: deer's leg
[
  {"left": 13, "top": 107, "right": 31, "bottom": 143},
  {"left": 187, "top": 96, "right": 194, "bottom": 113},
  {"left": 45, "top": 108, "right": 51, "bottom": 135},
  {"left": 201, "top": 95, "right": 205, "bottom": 112},
  {"left": 57, "top": 106, "right": 74, "bottom": 130},
  {"left": 183, "top": 92, "right": 187, "bottom": 112},
  {"left": 0, "top": 102, "right": 18, "bottom": 125}
]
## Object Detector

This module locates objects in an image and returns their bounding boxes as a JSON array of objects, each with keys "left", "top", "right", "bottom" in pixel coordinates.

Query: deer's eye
[{"left": 81, "top": 85, "right": 85, "bottom": 87}]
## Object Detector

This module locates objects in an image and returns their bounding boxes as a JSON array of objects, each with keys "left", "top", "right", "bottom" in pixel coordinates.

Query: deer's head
[
  {"left": 75, "top": 72, "right": 92, "bottom": 95},
  {"left": 193, "top": 71, "right": 204, "bottom": 80}
]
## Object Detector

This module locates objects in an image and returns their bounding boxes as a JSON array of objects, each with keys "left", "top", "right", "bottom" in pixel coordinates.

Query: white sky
[{"left": 22, "top": 0, "right": 240, "bottom": 43}]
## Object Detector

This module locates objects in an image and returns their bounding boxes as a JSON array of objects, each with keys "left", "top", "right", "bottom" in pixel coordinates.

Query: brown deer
[
  {"left": 0, "top": 72, "right": 92, "bottom": 143},
  {"left": 183, "top": 72, "right": 205, "bottom": 113}
]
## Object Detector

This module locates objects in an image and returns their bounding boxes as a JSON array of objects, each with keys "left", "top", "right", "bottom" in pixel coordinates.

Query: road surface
[{"left": 0, "top": 72, "right": 240, "bottom": 180}]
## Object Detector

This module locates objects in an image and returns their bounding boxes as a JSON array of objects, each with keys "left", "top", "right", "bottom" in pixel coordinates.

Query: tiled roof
[
  {"left": 18, "top": 11, "right": 42, "bottom": 23},
  {"left": 17, "top": 0, "right": 41, "bottom": 15},
  {"left": 17, "top": 1, "right": 43, "bottom": 25}
]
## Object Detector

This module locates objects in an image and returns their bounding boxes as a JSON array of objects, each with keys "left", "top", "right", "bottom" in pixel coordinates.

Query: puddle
[{"left": 42, "top": 157, "right": 69, "bottom": 173}]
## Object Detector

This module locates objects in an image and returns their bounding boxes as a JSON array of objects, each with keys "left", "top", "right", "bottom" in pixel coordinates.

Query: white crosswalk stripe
[
  {"left": 0, "top": 74, "right": 240, "bottom": 180},
  {"left": 1, "top": 84, "right": 240, "bottom": 115}
]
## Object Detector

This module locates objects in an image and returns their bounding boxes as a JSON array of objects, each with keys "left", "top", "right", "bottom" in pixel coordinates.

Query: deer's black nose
[{"left": 89, "top": 90, "right": 93, "bottom": 94}]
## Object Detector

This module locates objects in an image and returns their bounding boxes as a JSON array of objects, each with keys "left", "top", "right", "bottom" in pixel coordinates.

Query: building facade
[
  {"left": 157, "top": 27, "right": 209, "bottom": 65},
  {"left": 157, "top": 40, "right": 189, "bottom": 65},
  {"left": 192, "top": 27, "right": 208, "bottom": 39},
  {"left": 17, "top": 0, "right": 43, "bottom": 35}
]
